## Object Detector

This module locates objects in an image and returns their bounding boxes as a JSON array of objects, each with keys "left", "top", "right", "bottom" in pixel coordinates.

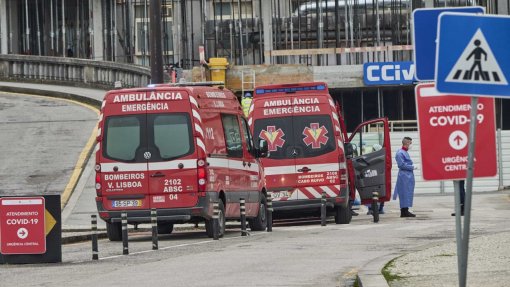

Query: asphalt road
[
  {"left": 2, "top": 191, "right": 510, "bottom": 287},
  {"left": 0, "top": 92, "right": 97, "bottom": 197}
]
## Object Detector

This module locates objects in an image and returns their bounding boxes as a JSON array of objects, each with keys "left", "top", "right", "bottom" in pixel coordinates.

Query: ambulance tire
[
  {"left": 157, "top": 223, "right": 174, "bottom": 234},
  {"left": 334, "top": 203, "right": 352, "bottom": 224},
  {"left": 248, "top": 195, "right": 267, "bottom": 231},
  {"left": 106, "top": 221, "right": 122, "bottom": 241},
  {"left": 205, "top": 201, "right": 225, "bottom": 238}
]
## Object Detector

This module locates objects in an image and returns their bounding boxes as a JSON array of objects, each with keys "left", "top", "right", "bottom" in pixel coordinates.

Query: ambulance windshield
[
  {"left": 104, "top": 113, "right": 194, "bottom": 162},
  {"left": 254, "top": 115, "right": 335, "bottom": 159}
]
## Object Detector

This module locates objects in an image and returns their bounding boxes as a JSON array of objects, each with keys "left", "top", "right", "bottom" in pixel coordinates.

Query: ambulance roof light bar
[
  {"left": 255, "top": 83, "right": 326, "bottom": 96},
  {"left": 147, "top": 81, "right": 225, "bottom": 88}
]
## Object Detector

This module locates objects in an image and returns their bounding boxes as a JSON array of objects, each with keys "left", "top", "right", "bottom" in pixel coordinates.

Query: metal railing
[{"left": 0, "top": 55, "right": 151, "bottom": 89}]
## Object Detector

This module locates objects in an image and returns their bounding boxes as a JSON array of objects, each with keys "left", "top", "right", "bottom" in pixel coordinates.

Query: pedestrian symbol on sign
[{"left": 445, "top": 29, "right": 508, "bottom": 85}]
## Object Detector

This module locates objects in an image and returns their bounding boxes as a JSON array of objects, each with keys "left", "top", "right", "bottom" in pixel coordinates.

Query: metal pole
[
  {"left": 121, "top": 212, "right": 129, "bottom": 255},
  {"left": 372, "top": 191, "right": 379, "bottom": 223},
  {"left": 266, "top": 193, "right": 273, "bottom": 232},
  {"left": 91, "top": 215, "right": 99, "bottom": 260},
  {"left": 213, "top": 201, "right": 219, "bottom": 240},
  {"left": 62, "top": 0, "right": 66, "bottom": 57},
  {"left": 453, "top": 180, "right": 463, "bottom": 286},
  {"left": 497, "top": 128, "right": 504, "bottom": 190},
  {"left": 24, "top": 0, "right": 30, "bottom": 53},
  {"left": 113, "top": 0, "right": 117, "bottom": 61},
  {"left": 35, "top": 0, "right": 41, "bottom": 55},
  {"left": 460, "top": 96, "right": 479, "bottom": 287},
  {"left": 150, "top": 0, "right": 164, "bottom": 83},
  {"left": 321, "top": 191, "right": 327, "bottom": 226},
  {"left": 240, "top": 198, "right": 247, "bottom": 236},
  {"left": 151, "top": 208, "right": 158, "bottom": 250}
]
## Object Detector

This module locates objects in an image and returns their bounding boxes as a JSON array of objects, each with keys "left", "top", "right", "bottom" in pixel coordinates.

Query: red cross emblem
[
  {"left": 259, "top": 126, "right": 285, "bottom": 152},
  {"left": 303, "top": 123, "right": 329, "bottom": 149}
]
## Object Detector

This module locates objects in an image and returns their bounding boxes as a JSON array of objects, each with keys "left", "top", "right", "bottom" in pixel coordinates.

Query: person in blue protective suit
[{"left": 393, "top": 136, "right": 417, "bottom": 217}]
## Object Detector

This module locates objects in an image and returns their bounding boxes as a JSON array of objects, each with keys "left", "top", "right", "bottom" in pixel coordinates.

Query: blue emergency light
[{"left": 255, "top": 84, "right": 326, "bottom": 95}]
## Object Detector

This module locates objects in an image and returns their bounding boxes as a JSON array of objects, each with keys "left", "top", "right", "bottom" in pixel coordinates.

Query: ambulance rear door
[
  {"left": 146, "top": 89, "right": 199, "bottom": 209},
  {"left": 291, "top": 96, "right": 340, "bottom": 200},
  {"left": 346, "top": 118, "right": 392, "bottom": 204},
  {"left": 99, "top": 91, "right": 151, "bottom": 211}
]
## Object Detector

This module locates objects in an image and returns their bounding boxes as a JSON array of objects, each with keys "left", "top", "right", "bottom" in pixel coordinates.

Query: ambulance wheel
[
  {"left": 106, "top": 221, "right": 122, "bottom": 241},
  {"left": 335, "top": 203, "right": 352, "bottom": 224},
  {"left": 371, "top": 201, "right": 379, "bottom": 223},
  {"left": 205, "top": 201, "right": 225, "bottom": 238},
  {"left": 157, "top": 223, "right": 174, "bottom": 234},
  {"left": 249, "top": 195, "right": 267, "bottom": 231}
]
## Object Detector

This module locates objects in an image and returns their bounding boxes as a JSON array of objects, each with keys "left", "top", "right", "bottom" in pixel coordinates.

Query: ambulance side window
[
  {"left": 241, "top": 118, "right": 253, "bottom": 153},
  {"left": 221, "top": 114, "right": 243, "bottom": 158}
]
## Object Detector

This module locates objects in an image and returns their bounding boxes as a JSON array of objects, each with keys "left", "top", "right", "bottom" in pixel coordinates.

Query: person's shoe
[
  {"left": 451, "top": 211, "right": 465, "bottom": 216},
  {"left": 379, "top": 208, "right": 385, "bottom": 214},
  {"left": 351, "top": 210, "right": 359, "bottom": 216},
  {"left": 401, "top": 208, "right": 416, "bottom": 217},
  {"left": 405, "top": 211, "right": 416, "bottom": 217}
]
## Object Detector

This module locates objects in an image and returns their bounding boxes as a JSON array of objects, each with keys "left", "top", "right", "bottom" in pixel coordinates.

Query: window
[
  {"left": 221, "top": 114, "right": 243, "bottom": 158},
  {"left": 104, "top": 116, "right": 142, "bottom": 162},
  {"left": 241, "top": 118, "right": 253, "bottom": 153},
  {"left": 152, "top": 114, "right": 193, "bottom": 160},
  {"left": 349, "top": 121, "right": 385, "bottom": 157},
  {"left": 253, "top": 115, "right": 335, "bottom": 159}
]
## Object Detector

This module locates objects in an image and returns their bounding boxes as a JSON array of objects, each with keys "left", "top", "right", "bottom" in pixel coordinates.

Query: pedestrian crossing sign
[{"left": 436, "top": 13, "right": 510, "bottom": 98}]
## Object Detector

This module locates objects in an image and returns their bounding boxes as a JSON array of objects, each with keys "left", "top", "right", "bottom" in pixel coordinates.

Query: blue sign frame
[
  {"left": 412, "top": 7, "right": 484, "bottom": 81},
  {"left": 436, "top": 13, "right": 510, "bottom": 98},
  {"left": 363, "top": 61, "right": 415, "bottom": 86}
]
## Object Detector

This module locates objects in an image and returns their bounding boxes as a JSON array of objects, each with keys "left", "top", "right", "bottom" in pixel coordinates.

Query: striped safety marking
[
  {"left": 273, "top": 185, "right": 342, "bottom": 201},
  {"left": 264, "top": 163, "right": 339, "bottom": 175}
]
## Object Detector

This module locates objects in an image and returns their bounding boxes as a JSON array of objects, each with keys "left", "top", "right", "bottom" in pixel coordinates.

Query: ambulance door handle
[
  {"left": 151, "top": 172, "right": 165, "bottom": 178},
  {"left": 243, "top": 161, "right": 247, "bottom": 167},
  {"left": 298, "top": 167, "right": 311, "bottom": 172}
]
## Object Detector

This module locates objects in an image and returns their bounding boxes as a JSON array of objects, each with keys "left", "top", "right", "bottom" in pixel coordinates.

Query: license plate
[
  {"left": 271, "top": 191, "right": 290, "bottom": 199},
  {"left": 112, "top": 200, "right": 142, "bottom": 208}
]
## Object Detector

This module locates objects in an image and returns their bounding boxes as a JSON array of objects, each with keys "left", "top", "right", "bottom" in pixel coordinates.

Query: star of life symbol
[
  {"left": 302, "top": 123, "right": 329, "bottom": 149},
  {"left": 445, "top": 29, "right": 508, "bottom": 85},
  {"left": 259, "top": 126, "right": 285, "bottom": 152}
]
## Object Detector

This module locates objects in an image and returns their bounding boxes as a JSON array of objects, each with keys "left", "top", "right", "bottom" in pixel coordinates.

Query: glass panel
[
  {"left": 221, "top": 114, "right": 243, "bottom": 158},
  {"left": 241, "top": 118, "right": 253, "bottom": 152},
  {"left": 293, "top": 115, "right": 336, "bottom": 158},
  {"left": 104, "top": 116, "right": 142, "bottom": 162},
  {"left": 152, "top": 113, "right": 193, "bottom": 160},
  {"left": 253, "top": 116, "right": 292, "bottom": 159}
]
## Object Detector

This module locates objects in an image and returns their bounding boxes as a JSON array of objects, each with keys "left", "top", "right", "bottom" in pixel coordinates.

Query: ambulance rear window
[
  {"left": 254, "top": 115, "right": 335, "bottom": 159},
  {"left": 152, "top": 114, "right": 193, "bottom": 160},
  {"left": 105, "top": 116, "right": 141, "bottom": 161}
]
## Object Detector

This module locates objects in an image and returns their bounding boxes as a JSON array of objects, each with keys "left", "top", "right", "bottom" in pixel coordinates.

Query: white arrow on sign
[
  {"left": 17, "top": 227, "right": 28, "bottom": 239},
  {"left": 449, "top": 130, "right": 468, "bottom": 150}
]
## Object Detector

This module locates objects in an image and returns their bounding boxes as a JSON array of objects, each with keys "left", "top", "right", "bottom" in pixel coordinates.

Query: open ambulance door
[{"left": 346, "top": 118, "right": 391, "bottom": 205}]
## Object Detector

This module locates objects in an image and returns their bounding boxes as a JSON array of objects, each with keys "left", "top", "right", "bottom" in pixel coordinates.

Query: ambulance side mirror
[
  {"left": 258, "top": 139, "right": 269, "bottom": 158},
  {"left": 345, "top": 142, "right": 354, "bottom": 159}
]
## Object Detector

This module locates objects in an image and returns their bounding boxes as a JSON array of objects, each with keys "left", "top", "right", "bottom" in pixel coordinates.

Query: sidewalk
[{"left": 358, "top": 189, "right": 510, "bottom": 287}]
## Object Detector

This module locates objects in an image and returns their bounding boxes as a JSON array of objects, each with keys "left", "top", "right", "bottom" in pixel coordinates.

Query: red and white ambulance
[
  {"left": 95, "top": 83, "right": 268, "bottom": 241},
  {"left": 248, "top": 82, "right": 392, "bottom": 223}
]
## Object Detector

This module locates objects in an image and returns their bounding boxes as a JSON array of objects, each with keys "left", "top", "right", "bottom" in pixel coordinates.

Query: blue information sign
[
  {"left": 363, "top": 61, "right": 415, "bottom": 86},
  {"left": 412, "top": 7, "right": 484, "bottom": 81},
  {"left": 436, "top": 13, "right": 510, "bottom": 98}
]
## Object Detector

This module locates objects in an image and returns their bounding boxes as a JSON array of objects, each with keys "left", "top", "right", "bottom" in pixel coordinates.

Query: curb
[{"left": 357, "top": 253, "right": 396, "bottom": 287}]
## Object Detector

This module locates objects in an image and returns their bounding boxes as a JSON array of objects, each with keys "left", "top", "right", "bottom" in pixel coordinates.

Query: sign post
[{"left": 416, "top": 83, "right": 496, "bottom": 287}]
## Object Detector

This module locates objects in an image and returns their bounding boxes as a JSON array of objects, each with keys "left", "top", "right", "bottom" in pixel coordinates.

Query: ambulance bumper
[{"left": 96, "top": 193, "right": 218, "bottom": 223}]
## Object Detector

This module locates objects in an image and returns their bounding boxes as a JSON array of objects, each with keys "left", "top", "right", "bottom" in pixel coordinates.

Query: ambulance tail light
[
  {"left": 95, "top": 164, "right": 102, "bottom": 196},
  {"left": 197, "top": 159, "right": 207, "bottom": 192}
]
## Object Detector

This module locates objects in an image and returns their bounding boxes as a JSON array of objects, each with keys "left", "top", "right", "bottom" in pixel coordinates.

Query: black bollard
[
  {"left": 240, "top": 198, "right": 247, "bottom": 236},
  {"left": 372, "top": 191, "right": 380, "bottom": 223},
  {"left": 121, "top": 212, "right": 129, "bottom": 255},
  {"left": 91, "top": 215, "right": 98, "bottom": 260},
  {"left": 321, "top": 191, "right": 327, "bottom": 226},
  {"left": 213, "top": 202, "right": 219, "bottom": 240},
  {"left": 151, "top": 208, "right": 158, "bottom": 250},
  {"left": 266, "top": 193, "right": 273, "bottom": 232}
]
